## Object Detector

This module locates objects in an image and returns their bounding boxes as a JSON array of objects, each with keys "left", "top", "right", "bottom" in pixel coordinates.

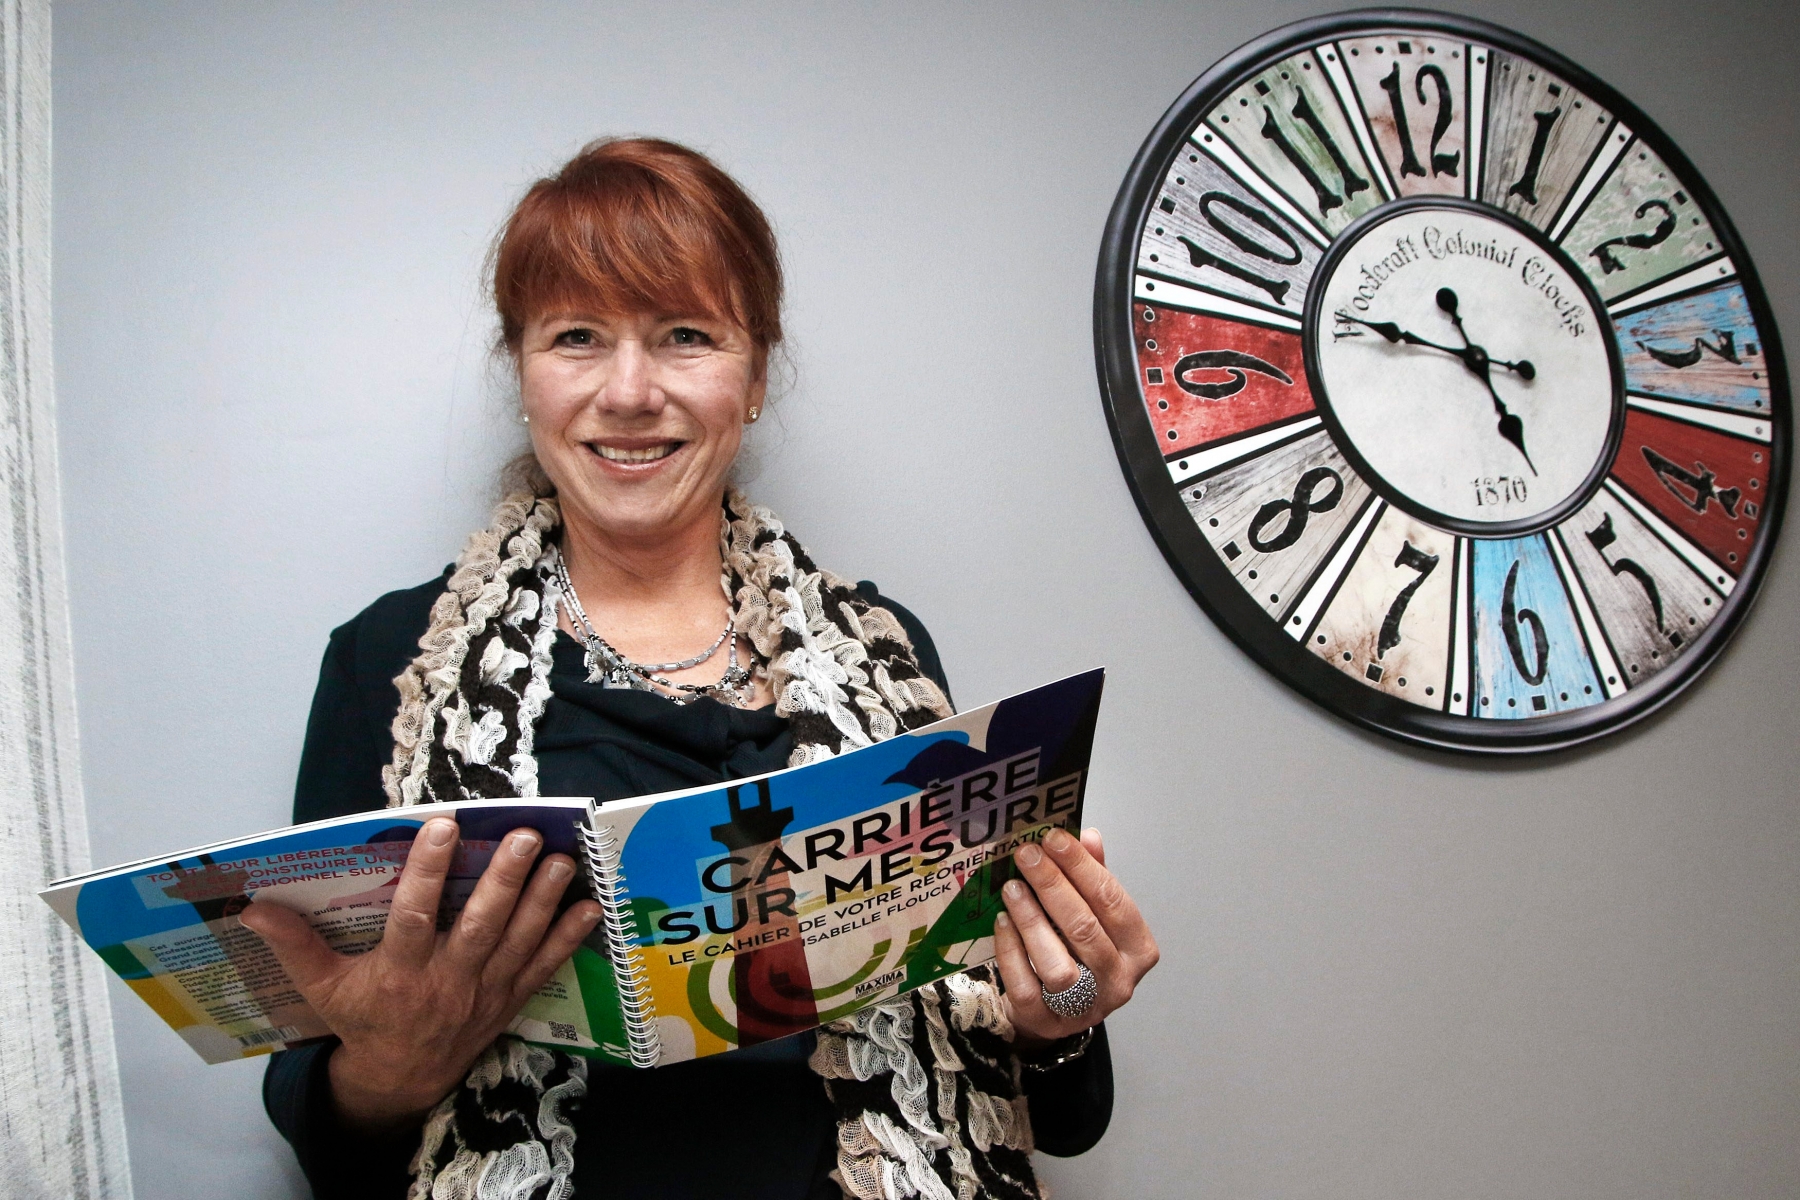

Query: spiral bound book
[{"left": 42, "top": 668, "right": 1103, "bottom": 1067}]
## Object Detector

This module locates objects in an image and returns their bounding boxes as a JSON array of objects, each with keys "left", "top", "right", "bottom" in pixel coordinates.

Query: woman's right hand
[{"left": 238, "top": 818, "right": 603, "bottom": 1133}]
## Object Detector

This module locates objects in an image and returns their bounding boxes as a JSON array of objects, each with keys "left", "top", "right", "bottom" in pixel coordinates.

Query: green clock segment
[{"left": 1095, "top": 8, "right": 1787, "bottom": 753}]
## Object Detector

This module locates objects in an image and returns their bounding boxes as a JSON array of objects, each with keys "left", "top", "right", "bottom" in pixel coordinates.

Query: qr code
[{"left": 548, "top": 1022, "right": 578, "bottom": 1042}]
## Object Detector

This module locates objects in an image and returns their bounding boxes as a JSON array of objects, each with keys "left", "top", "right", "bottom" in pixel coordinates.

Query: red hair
[{"left": 491, "top": 138, "right": 783, "bottom": 354}]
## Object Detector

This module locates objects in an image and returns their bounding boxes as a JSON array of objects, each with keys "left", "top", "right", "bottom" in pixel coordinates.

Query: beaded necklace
[{"left": 551, "top": 546, "right": 754, "bottom": 706}]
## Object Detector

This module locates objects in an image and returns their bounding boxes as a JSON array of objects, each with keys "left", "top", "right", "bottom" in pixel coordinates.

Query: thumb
[
  {"left": 1081, "top": 826, "right": 1105, "bottom": 868},
  {"left": 238, "top": 900, "right": 345, "bottom": 998}
]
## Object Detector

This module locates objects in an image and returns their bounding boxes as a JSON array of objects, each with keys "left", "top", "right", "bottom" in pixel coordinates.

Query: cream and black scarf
[{"left": 383, "top": 489, "right": 1045, "bottom": 1200}]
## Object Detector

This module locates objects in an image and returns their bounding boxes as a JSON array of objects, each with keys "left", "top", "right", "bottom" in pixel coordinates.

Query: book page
[{"left": 42, "top": 801, "right": 610, "bottom": 1064}]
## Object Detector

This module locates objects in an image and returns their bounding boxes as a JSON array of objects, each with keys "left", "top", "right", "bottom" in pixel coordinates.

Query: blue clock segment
[
  {"left": 1616, "top": 283, "right": 1772, "bottom": 415},
  {"left": 1468, "top": 535, "right": 1604, "bottom": 717}
]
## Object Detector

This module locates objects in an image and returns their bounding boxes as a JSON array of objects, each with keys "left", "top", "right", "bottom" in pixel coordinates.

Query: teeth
[{"left": 594, "top": 443, "right": 678, "bottom": 463}]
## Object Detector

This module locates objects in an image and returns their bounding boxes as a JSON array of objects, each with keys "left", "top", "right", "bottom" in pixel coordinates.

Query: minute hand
[{"left": 1334, "top": 313, "right": 1537, "bottom": 379}]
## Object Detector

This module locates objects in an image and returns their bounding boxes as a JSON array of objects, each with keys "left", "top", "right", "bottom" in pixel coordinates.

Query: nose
[{"left": 598, "top": 338, "right": 663, "bottom": 416}]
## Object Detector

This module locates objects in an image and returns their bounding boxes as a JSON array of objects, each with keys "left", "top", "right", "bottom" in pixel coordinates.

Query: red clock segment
[
  {"left": 1134, "top": 307, "right": 1314, "bottom": 455},
  {"left": 1610, "top": 406, "right": 1768, "bottom": 575}
]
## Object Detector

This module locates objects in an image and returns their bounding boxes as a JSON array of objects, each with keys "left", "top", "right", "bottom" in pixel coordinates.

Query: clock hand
[
  {"left": 1334, "top": 312, "right": 1464, "bottom": 356},
  {"left": 1435, "top": 287, "right": 1536, "bottom": 379},
  {"left": 1478, "top": 375, "right": 1536, "bottom": 475},
  {"left": 1437, "top": 288, "right": 1537, "bottom": 475},
  {"left": 1335, "top": 306, "right": 1536, "bottom": 379}
]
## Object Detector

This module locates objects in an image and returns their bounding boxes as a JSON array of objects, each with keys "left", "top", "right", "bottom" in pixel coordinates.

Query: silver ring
[{"left": 1040, "top": 963, "right": 1098, "bottom": 1019}]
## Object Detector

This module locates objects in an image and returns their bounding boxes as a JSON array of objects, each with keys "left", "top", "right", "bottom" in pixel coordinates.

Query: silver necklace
[{"left": 552, "top": 549, "right": 754, "bottom": 707}]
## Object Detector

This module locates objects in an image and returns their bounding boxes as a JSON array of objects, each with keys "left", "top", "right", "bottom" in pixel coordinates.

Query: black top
[{"left": 263, "top": 569, "right": 1114, "bottom": 1198}]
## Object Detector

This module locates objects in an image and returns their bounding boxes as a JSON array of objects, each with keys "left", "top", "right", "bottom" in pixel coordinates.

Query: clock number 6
[
  {"left": 1377, "top": 540, "right": 1439, "bottom": 659},
  {"left": 1500, "top": 559, "right": 1550, "bottom": 685}
]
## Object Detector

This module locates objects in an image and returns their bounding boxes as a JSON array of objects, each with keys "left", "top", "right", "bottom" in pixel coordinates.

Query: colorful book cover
[
  {"left": 41, "top": 668, "right": 1104, "bottom": 1068},
  {"left": 589, "top": 667, "right": 1104, "bottom": 1067}
]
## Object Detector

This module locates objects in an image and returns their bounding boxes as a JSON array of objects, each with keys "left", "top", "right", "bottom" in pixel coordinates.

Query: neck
[{"left": 555, "top": 493, "right": 731, "bottom": 659}]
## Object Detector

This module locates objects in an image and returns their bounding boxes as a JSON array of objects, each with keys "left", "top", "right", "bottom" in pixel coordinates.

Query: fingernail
[
  {"left": 994, "top": 912, "right": 1012, "bottom": 932},
  {"left": 1045, "top": 827, "right": 1073, "bottom": 853},
  {"left": 547, "top": 859, "right": 573, "bottom": 883},
  {"left": 427, "top": 819, "right": 456, "bottom": 846},
  {"left": 511, "top": 832, "right": 541, "bottom": 857},
  {"left": 1004, "top": 879, "right": 1027, "bottom": 901},
  {"left": 583, "top": 905, "right": 604, "bottom": 924},
  {"left": 1016, "top": 843, "right": 1043, "bottom": 867}
]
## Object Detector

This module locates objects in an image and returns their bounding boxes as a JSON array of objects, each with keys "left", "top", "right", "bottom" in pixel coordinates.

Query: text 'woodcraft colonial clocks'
[{"left": 1095, "top": 9, "right": 1788, "bottom": 753}]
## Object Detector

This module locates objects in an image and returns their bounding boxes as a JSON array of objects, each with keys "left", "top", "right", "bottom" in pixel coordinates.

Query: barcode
[
  {"left": 236, "top": 1025, "right": 301, "bottom": 1048},
  {"left": 548, "top": 1022, "right": 578, "bottom": 1042}
]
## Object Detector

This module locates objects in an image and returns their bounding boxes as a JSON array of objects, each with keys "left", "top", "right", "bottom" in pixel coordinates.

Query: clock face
[{"left": 1096, "top": 11, "right": 1788, "bottom": 752}]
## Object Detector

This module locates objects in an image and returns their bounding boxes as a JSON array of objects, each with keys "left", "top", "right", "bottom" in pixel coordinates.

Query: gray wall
[{"left": 53, "top": 2, "right": 1799, "bottom": 1197}]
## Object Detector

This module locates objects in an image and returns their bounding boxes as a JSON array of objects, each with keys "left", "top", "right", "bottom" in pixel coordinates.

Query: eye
[
  {"left": 554, "top": 327, "right": 596, "bottom": 347},
  {"left": 668, "top": 326, "right": 714, "bottom": 347}
]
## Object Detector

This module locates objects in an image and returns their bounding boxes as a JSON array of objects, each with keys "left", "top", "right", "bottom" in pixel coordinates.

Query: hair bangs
[{"left": 493, "top": 138, "right": 782, "bottom": 354}]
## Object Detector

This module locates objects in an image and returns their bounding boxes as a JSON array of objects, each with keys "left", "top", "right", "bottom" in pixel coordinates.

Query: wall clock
[{"left": 1095, "top": 8, "right": 1787, "bottom": 753}]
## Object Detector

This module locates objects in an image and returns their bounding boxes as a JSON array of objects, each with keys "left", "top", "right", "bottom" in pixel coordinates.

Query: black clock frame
[{"left": 1093, "top": 6, "right": 1790, "bottom": 754}]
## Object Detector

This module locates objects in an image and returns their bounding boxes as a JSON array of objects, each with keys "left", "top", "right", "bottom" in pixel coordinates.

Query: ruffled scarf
[{"left": 384, "top": 489, "right": 1045, "bottom": 1200}]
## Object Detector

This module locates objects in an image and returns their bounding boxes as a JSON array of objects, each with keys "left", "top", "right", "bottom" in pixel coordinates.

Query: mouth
[{"left": 587, "top": 440, "right": 683, "bottom": 465}]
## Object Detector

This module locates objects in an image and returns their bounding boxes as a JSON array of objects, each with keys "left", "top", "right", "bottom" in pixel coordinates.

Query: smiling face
[{"left": 518, "top": 309, "right": 765, "bottom": 548}]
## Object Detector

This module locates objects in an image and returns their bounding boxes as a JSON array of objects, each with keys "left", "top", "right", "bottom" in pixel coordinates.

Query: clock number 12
[{"left": 1377, "top": 63, "right": 1461, "bottom": 179}]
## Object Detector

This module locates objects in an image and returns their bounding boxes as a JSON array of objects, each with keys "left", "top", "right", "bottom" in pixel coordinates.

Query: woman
[{"left": 241, "top": 137, "right": 1159, "bottom": 1200}]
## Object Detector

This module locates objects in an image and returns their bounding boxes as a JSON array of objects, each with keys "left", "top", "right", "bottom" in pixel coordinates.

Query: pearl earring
[
  {"left": 747, "top": 406, "right": 760, "bottom": 423},
  {"left": 520, "top": 411, "right": 530, "bottom": 425}
]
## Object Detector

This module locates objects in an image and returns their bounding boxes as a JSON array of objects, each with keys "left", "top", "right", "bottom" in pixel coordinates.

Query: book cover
[{"left": 590, "top": 667, "right": 1105, "bottom": 1066}]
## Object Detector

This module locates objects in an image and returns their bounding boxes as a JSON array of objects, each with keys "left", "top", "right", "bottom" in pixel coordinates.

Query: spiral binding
[{"left": 577, "top": 821, "right": 662, "bottom": 1068}]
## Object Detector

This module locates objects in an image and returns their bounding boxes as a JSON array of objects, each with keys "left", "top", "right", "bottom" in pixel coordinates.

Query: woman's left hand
[{"left": 994, "top": 824, "right": 1159, "bottom": 1049}]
